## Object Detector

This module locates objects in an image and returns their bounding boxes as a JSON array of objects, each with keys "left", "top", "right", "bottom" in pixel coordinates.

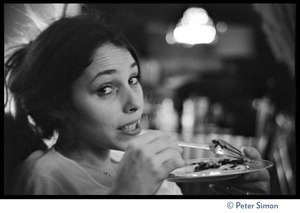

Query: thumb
[{"left": 241, "top": 146, "right": 262, "bottom": 160}]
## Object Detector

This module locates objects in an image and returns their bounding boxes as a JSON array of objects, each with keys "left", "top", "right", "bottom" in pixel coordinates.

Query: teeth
[{"left": 121, "top": 123, "right": 137, "bottom": 131}]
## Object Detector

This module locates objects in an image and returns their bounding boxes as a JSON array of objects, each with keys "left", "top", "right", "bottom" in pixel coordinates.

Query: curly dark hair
[{"left": 5, "top": 11, "right": 140, "bottom": 140}]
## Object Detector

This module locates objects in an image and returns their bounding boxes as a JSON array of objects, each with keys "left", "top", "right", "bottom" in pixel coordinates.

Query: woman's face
[{"left": 66, "top": 43, "right": 144, "bottom": 151}]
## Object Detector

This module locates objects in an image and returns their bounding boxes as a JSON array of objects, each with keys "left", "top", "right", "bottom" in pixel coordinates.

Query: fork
[{"left": 177, "top": 139, "right": 244, "bottom": 158}]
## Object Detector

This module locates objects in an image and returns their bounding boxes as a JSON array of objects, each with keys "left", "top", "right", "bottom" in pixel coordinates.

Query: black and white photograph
[{"left": 3, "top": 3, "right": 296, "bottom": 207}]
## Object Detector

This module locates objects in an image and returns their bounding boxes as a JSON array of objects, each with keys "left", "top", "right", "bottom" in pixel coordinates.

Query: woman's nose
[{"left": 123, "top": 89, "right": 141, "bottom": 113}]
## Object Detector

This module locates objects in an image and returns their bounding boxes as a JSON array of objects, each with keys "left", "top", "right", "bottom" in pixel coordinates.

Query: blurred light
[
  {"left": 166, "top": 7, "right": 217, "bottom": 46},
  {"left": 155, "top": 98, "right": 178, "bottom": 132},
  {"left": 252, "top": 98, "right": 258, "bottom": 109},
  {"left": 173, "top": 24, "right": 216, "bottom": 45},
  {"left": 181, "top": 98, "right": 195, "bottom": 132},
  {"left": 140, "top": 59, "right": 161, "bottom": 85},
  {"left": 216, "top": 21, "right": 228, "bottom": 33},
  {"left": 182, "top": 7, "right": 209, "bottom": 25},
  {"left": 165, "top": 30, "right": 176, "bottom": 44}
]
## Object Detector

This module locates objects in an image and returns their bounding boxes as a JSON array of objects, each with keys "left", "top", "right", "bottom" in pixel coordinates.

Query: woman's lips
[{"left": 117, "top": 120, "right": 142, "bottom": 136}]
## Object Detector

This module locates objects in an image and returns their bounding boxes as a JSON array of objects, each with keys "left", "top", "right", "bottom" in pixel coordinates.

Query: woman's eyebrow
[
  {"left": 131, "top": 62, "right": 137, "bottom": 68},
  {"left": 89, "top": 69, "right": 117, "bottom": 84},
  {"left": 89, "top": 62, "right": 137, "bottom": 84}
]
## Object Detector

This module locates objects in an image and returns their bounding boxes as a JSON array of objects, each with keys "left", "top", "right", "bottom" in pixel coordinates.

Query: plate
[{"left": 167, "top": 157, "right": 273, "bottom": 182}]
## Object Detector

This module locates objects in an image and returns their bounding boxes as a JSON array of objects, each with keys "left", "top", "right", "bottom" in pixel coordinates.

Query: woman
[{"left": 4, "top": 11, "right": 270, "bottom": 195}]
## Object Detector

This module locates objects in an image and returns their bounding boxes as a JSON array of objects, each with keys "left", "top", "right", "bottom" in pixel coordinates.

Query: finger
[
  {"left": 221, "top": 171, "right": 269, "bottom": 186},
  {"left": 126, "top": 130, "right": 166, "bottom": 151},
  {"left": 242, "top": 168, "right": 270, "bottom": 182},
  {"left": 137, "top": 133, "right": 182, "bottom": 155},
  {"left": 241, "top": 146, "right": 262, "bottom": 160},
  {"left": 209, "top": 184, "right": 234, "bottom": 195},
  {"left": 223, "top": 169, "right": 270, "bottom": 184},
  {"left": 145, "top": 142, "right": 182, "bottom": 158},
  {"left": 217, "top": 181, "right": 269, "bottom": 195},
  {"left": 233, "top": 181, "right": 269, "bottom": 195},
  {"left": 138, "top": 130, "right": 183, "bottom": 152},
  {"left": 209, "top": 183, "right": 252, "bottom": 195},
  {"left": 137, "top": 129, "right": 166, "bottom": 143},
  {"left": 218, "top": 170, "right": 270, "bottom": 194},
  {"left": 156, "top": 149, "right": 185, "bottom": 172},
  {"left": 149, "top": 141, "right": 183, "bottom": 155}
]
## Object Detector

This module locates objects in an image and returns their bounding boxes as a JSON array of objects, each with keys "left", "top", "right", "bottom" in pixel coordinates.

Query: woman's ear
[
  {"left": 53, "top": 103, "right": 71, "bottom": 123},
  {"left": 53, "top": 110, "right": 66, "bottom": 122},
  {"left": 53, "top": 102, "right": 74, "bottom": 124}
]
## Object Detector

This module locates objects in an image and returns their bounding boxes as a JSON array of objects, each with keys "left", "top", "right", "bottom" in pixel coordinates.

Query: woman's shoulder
[
  {"left": 20, "top": 148, "right": 75, "bottom": 178},
  {"left": 13, "top": 148, "right": 88, "bottom": 194}
]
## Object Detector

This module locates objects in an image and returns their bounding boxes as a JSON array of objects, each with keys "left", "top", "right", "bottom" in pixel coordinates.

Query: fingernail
[{"left": 240, "top": 146, "right": 246, "bottom": 155}]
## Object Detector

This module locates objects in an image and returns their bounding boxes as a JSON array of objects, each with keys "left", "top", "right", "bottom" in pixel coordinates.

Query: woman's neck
[
  {"left": 56, "top": 134, "right": 112, "bottom": 169},
  {"left": 72, "top": 143, "right": 111, "bottom": 167}
]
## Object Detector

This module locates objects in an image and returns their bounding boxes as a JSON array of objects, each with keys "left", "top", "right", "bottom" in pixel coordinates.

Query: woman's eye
[
  {"left": 97, "top": 86, "right": 114, "bottom": 95},
  {"left": 129, "top": 76, "right": 140, "bottom": 85}
]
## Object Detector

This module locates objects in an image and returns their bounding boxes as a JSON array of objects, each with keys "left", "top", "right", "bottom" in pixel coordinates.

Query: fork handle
[{"left": 177, "top": 141, "right": 211, "bottom": 150}]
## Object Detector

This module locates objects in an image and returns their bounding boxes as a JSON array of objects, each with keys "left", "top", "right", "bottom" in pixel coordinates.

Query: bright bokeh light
[
  {"left": 216, "top": 21, "right": 228, "bottom": 33},
  {"left": 165, "top": 29, "right": 176, "bottom": 44},
  {"left": 166, "top": 7, "right": 217, "bottom": 46},
  {"left": 182, "top": 8, "right": 209, "bottom": 25},
  {"left": 181, "top": 99, "right": 195, "bottom": 132},
  {"left": 173, "top": 24, "right": 216, "bottom": 45},
  {"left": 155, "top": 98, "right": 179, "bottom": 132}
]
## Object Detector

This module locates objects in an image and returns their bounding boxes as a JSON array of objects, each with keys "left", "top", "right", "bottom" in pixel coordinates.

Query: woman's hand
[
  {"left": 209, "top": 146, "right": 270, "bottom": 195},
  {"left": 109, "top": 130, "right": 185, "bottom": 195}
]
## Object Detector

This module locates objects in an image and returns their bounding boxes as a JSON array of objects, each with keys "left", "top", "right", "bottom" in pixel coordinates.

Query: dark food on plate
[
  {"left": 167, "top": 157, "right": 253, "bottom": 179},
  {"left": 192, "top": 158, "right": 248, "bottom": 172}
]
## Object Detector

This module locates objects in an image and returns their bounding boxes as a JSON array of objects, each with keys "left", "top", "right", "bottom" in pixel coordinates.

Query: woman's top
[{"left": 12, "top": 148, "right": 183, "bottom": 195}]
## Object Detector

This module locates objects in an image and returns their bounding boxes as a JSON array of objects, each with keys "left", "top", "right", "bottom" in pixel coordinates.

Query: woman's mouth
[{"left": 118, "top": 120, "right": 142, "bottom": 135}]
